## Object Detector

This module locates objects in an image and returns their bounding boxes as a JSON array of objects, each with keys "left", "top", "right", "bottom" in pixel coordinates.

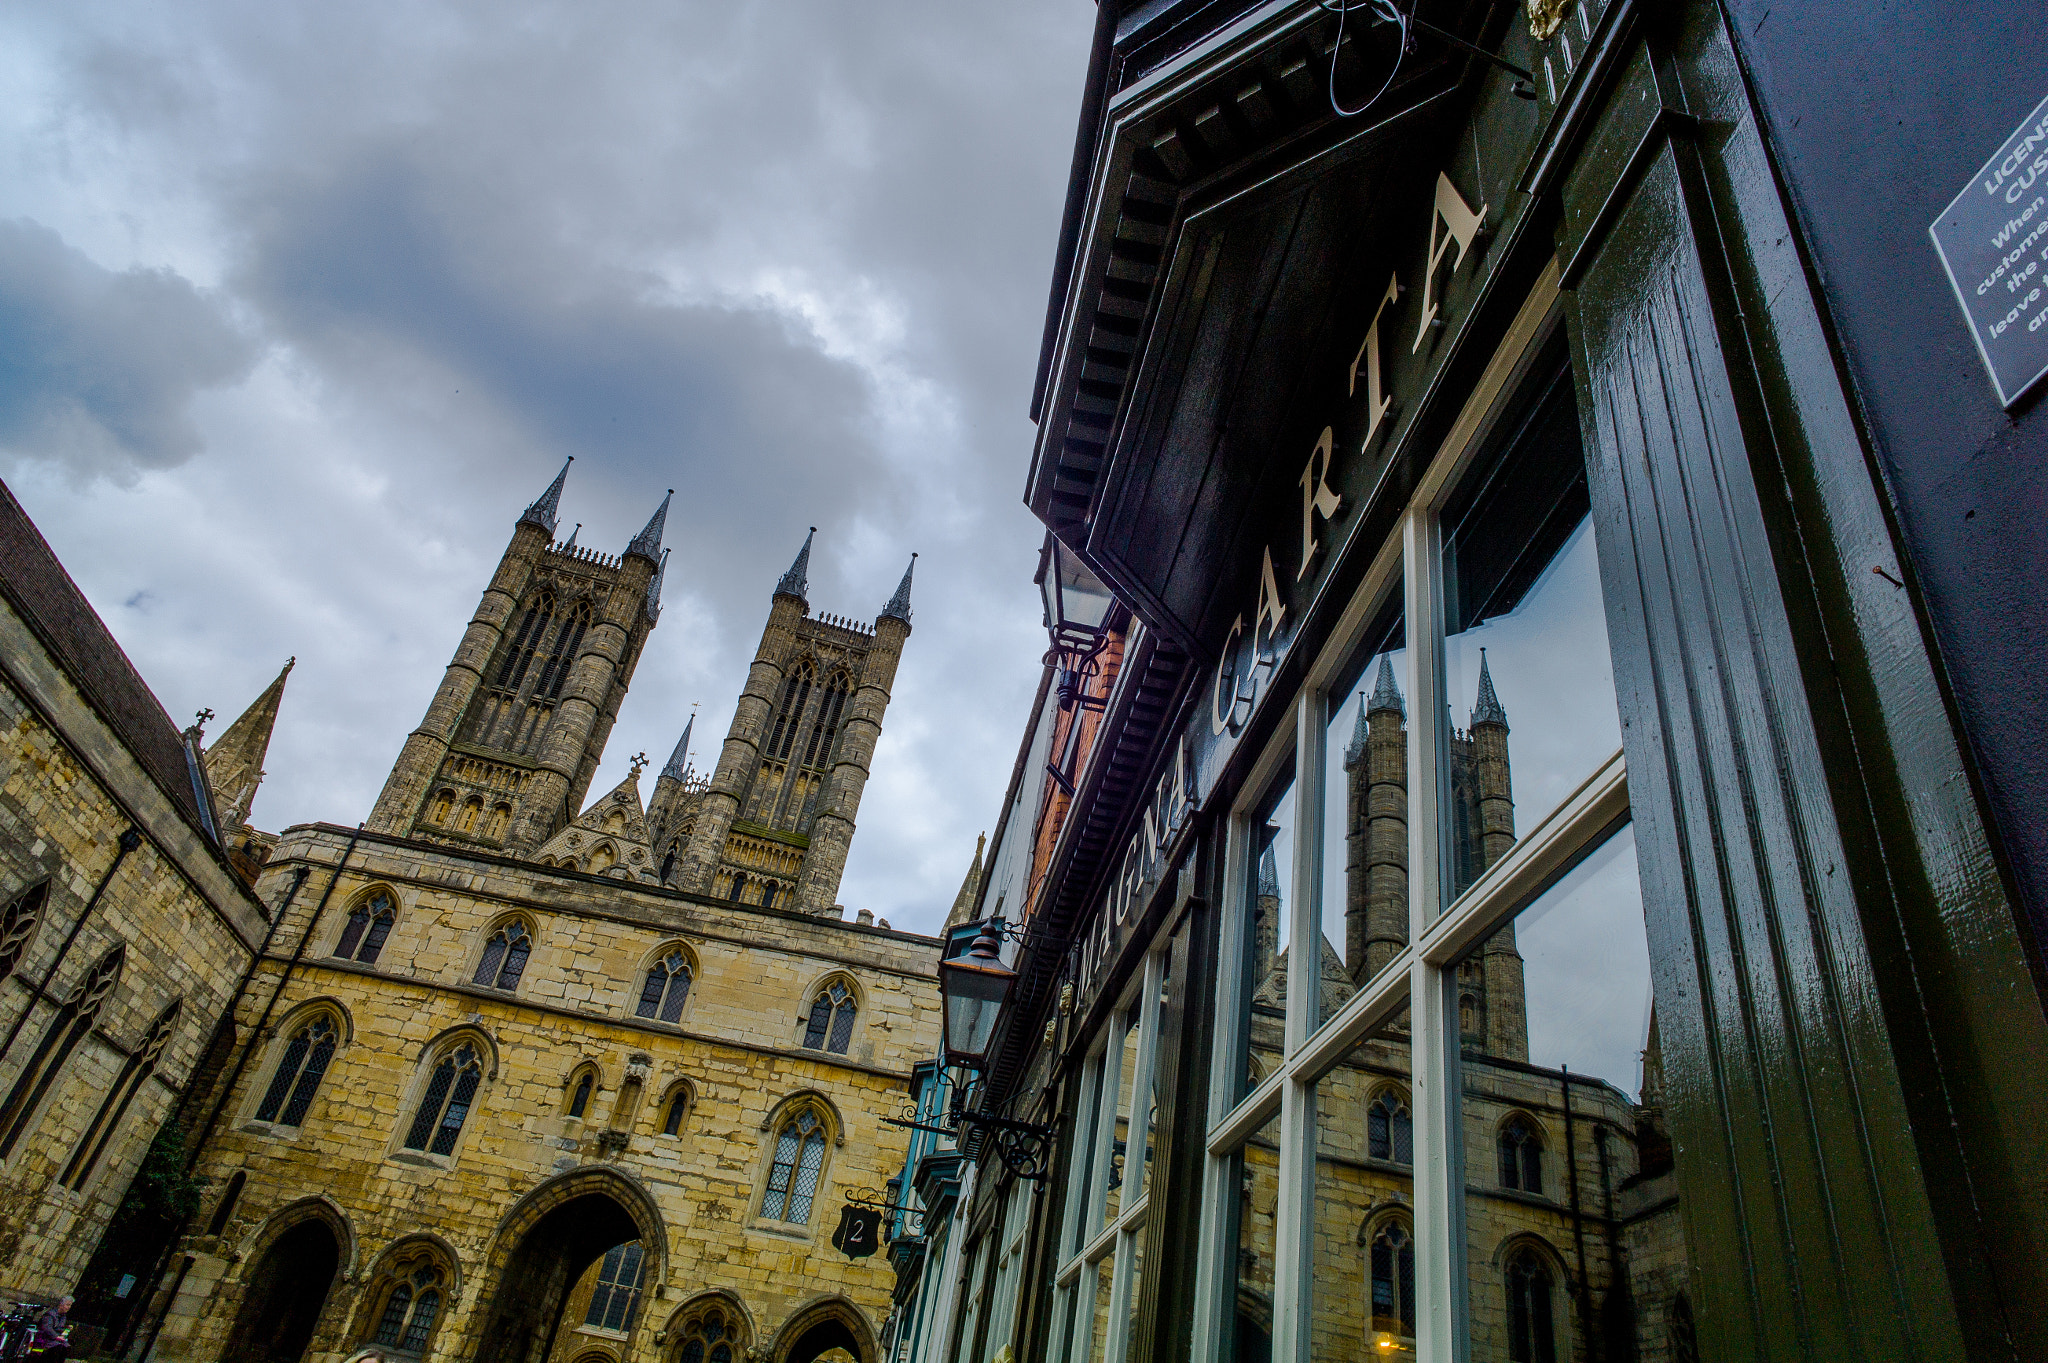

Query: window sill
[
  {"left": 574, "top": 1325, "right": 629, "bottom": 1342},
  {"left": 239, "top": 1119, "right": 306, "bottom": 1141},
  {"left": 387, "top": 1150, "right": 455, "bottom": 1170},
  {"left": 748, "top": 1221, "right": 816, "bottom": 1243}
]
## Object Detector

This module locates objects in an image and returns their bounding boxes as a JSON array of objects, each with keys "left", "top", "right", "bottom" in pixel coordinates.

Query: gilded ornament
[{"left": 1527, "top": 0, "right": 1571, "bottom": 41}]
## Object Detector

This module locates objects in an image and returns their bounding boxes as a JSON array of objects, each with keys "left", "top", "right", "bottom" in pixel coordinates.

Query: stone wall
[{"left": 158, "top": 824, "right": 941, "bottom": 1363}]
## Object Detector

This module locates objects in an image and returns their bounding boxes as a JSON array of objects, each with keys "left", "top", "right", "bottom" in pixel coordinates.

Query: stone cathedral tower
[
  {"left": 1343, "top": 650, "right": 1527, "bottom": 1060},
  {"left": 673, "top": 530, "right": 915, "bottom": 915},
  {"left": 367, "top": 459, "right": 673, "bottom": 853}
]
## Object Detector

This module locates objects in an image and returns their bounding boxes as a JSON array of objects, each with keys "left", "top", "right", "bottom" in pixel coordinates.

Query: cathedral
[{"left": 8, "top": 463, "right": 951, "bottom": 1363}]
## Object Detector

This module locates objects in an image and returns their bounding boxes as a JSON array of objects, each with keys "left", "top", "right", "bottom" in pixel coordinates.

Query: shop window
[
  {"left": 583, "top": 1241, "right": 644, "bottom": 1332},
  {"left": 801, "top": 980, "right": 856, "bottom": 1054},
  {"left": 1498, "top": 1116, "right": 1543, "bottom": 1193},
  {"left": 254, "top": 1014, "right": 340, "bottom": 1127},
  {"left": 635, "top": 950, "right": 693, "bottom": 1024},
  {"left": 473, "top": 921, "right": 532, "bottom": 991},
  {"left": 760, "top": 1108, "right": 828, "bottom": 1223},
  {"left": 334, "top": 891, "right": 396, "bottom": 964},
  {"left": 402, "top": 1043, "right": 483, "bottom": 1157}
]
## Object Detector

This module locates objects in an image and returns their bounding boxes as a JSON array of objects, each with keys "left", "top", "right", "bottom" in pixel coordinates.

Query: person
[{"left": 26, "top": 1295, "right": 71, "bottom": 1359}]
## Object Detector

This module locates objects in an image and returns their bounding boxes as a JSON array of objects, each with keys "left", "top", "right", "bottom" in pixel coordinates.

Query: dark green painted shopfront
[{"left": 889, "top": 3, "right": 2048, "bottom": 1363}]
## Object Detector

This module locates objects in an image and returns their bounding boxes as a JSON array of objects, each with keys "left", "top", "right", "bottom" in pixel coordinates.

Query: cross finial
[
  {"left": 629, "top": 751, "right": 649, "bottom": 779},
  {"left": 195, "top": 708, "right": 215, "bottom": 725}
]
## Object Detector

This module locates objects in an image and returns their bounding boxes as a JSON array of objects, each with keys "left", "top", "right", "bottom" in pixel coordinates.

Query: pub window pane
[
  {"left": 1312, "top": 1018, "right": 1409, "bottom": 1359},
  {"left": 1439, "top": 362, "right": 1619, "bottom": 906},
  {"left": 1455, "top": 825, "right": 1699, "bottom": 1363},
  {"left": 1319, "top": 582, "right": 1407, "bottom": 1026},
  {"left": 1243, "top": 776, "right": 1295, "bottom": 1104},
  {"left": 1100, "top": 1008, "right": 1139, "bottom": 1232},
  {"left": 1231, "top": 1105, "right": 1281, "bottom": 1363}
]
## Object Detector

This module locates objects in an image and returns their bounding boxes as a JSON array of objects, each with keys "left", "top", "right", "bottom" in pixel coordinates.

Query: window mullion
[
  {"left": 1405, "top": 506, "right": 1468, "bottom": 1363},
  {"left": 1273, "top": 693, "right": 1323, "bottom": 1363},
  {"left": 1125, "top": 947, "right": 1167, "bottom": 1202},
  {"left": 1191, "top": 814, "right": 1253, "bottom": 1363},
  {"left": 1102, "top": 1227, "right": 1141, "bottom": 1363}
]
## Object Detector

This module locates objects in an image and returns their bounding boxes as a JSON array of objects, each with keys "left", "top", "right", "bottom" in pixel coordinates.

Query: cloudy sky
[{"left": 0, "top": 0, "right": 1094, "bottom": 934}]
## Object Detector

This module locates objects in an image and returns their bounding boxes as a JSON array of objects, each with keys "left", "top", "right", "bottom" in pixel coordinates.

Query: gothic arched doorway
[
  {"left": 472, "top": 1175, "right": 661, "bottom": 1363},
  {"left": 783, "top": 1318, "right": 862, "bottom": 1363},
  {"left": 221, "top": 1218, "right": 341, "bottom": 1363},
  {"left": 772, "top": 1299, "right": 873, "bottom": 1363}
]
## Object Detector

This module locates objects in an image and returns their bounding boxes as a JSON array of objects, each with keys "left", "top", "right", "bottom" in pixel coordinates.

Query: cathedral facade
[{"left": 105, "top": 466, "right": 945, "bottom": 1363}]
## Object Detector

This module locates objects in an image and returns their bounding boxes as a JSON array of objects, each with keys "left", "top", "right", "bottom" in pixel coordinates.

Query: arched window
[
  {"left": 660, "top": 1084, "right": 692, "bottom": 1137},
  {"left": 765, "top": 665, "right": 814, "bottom": 761},
  {"left": 206, "top": 1170, "right": 246, "bottom": 1237},
  {"left": 0, "top": 943, "right": 123, "bottom": 1158},
  {"left": 459, "top": 797, "right": 484, "bottom": 833},
  {"left": 1368, "top": 1219, "right": 1416, "bottom": 1342},
  {"left": 802, "top": 981, "right": 856, "bottom": 1055},
  {"left": 63, "top": 997, "right": 181, "bottom": 1189},
  {"left": 583, "top": 1241, "right": 644, "bottom": 1332},
  {"left": 255, "top": 1015, "right": 339, "bottom": 1126},
  {"left": 487, "top": 804, "right": 512, "bottom": 840},
  {"left": 0, "top": 881, "right": 48, "bottom": 984},
  {"left": 1368, "top": 1091, "right": 1412, "bottom": 1164},
  {"left": 567, "top": 1070, "right": 595, "bottom": 1119},
  {"left": 759, "top": 882, "right": 778, "bottom": 909},
  {"left": 498, "top": 593, "right": 555, "bottom": 690},
  {"left": 373, "top": 1263, "right": 445, "bottom": 1355},
  {"left": 1505, "top": 1248, "right": 1557, "bottom": 1363},
  {"left": 473, "top": 922, "right": 532, "bottom": 991},
  {"left": 429, "top": 790, "right": 455, "bottom": 825},
  {"left": 534, "top": 602, "right": 591, "bottom": 700},
  {"left": 334, "top": 892, "right": 396, "bottom": 964},
  {"left": 636, "top": 951, "right": 693, "bottom": 1024},
  {"left": 403, "top": 1043, "right": 483, "bottom": 1156},
  {"left": 672, "top": 1306, "right": 738, "bottom": 1363},
  {"left": 1499, "top": 1115, "right": 1543, "bottom": 1193},
  {"left": 760, "top": 1108, "right": 828, "bottom": 1223}
]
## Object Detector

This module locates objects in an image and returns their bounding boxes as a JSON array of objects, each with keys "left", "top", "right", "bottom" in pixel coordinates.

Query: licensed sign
[{"left": 1930, "top": 89, "right": 2048, "bottom": 408}]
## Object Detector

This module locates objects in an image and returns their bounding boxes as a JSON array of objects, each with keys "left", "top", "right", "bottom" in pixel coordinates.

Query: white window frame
[
  {"left": 1190, "top": 261, "right": 1632, "bottom": 1363},
  {"left": 1050, "top": 938, "right": 1170, "bottom": 1363}
]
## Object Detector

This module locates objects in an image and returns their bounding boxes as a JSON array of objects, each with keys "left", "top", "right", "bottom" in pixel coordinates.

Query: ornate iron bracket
[{"left": 842, "top": 1185, "right": 928, "bottom": 1237}]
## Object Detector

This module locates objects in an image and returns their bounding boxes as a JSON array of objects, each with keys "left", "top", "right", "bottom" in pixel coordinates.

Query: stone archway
[
  {"left": 773, "top": 1299, "right": 874, "bottom": 1363},
  {"left": 220, "top": 1218, "right": 342, "bottom": 1363},
  {"left": 469, "top": 1170, "right": 664, "bottom": 1363}
]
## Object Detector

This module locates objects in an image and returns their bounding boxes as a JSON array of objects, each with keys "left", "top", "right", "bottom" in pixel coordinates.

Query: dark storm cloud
[{"left": 0, "top": 218, "right": 256, "bottom": 480}]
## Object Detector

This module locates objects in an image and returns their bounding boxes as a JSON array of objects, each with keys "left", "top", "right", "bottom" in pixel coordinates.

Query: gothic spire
[
  {"left": 519, "top": 457, "right": 572, "bottom": 532},
  {"left": 776, "top": 527, "right": 815, "bottom": 602},
  {"left": 203, "top": 657, "right": 295, "bottom": 829},
  {"left": 660, "top": 712, "right": 695, "bottom": 782},
  {"left": 645, "top": 548, "right": 668, "bottom": 622},
  {"left": 626, "top": 489, "right": 672, "bottom": 562},
  {"left": 879, "top": 552, "right": 917, "bottom": 624},
  {"left": 1472, "top": 648, "right": 1508, "bottom": 729},
  {"left": 562, "top": 522, "right": 580, "bottom": 550},
  {"left": 1257, "top": 843, "right": 1280, "bottom": 899},
  {"left": 1345, "top": 690, "right": 1372, "bottom": 765},
  {"left": 943, "top": 831, "right": 986, "bottom": 931},
  {"left": 1367, "top": 653, "right": 1406, "bottom": 717}
]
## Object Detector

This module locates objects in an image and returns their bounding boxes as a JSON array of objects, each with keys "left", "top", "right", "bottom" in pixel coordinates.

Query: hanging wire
[{"left": 1319, "top": 0, "right": 1410, "bottom": 118}]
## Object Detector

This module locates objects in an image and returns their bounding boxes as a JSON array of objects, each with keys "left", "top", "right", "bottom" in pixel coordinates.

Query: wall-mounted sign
[
  {"left": 1930, "top": 89, "right": 2048, "bottom": 409},
  {"left": 832, "top": 1204, "right": 882, "bottom": 1258}
]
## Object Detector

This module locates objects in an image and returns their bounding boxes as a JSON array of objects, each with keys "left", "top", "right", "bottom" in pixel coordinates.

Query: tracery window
[
  {"left": 62, "top": 997, "right": 180, "bottom": 1189},
  {"left": 1367, "top": 1090, "right": 1412, "bottom": 1165},
  {"left": 334, "top": 892, "right": 396, "bottom": 964},
  {"left": 1505, "top": 1249, "right": 1557, "bottom": 1363},
  {"left": 534, "top": 602, "right": 591, "bottom": 700},
  {"left": 582, "top": 1241, "right": 644, "bottom": 1332},
  {"left": 0, "top": 943, "right": 123, "bottom": 1159},
  {"left": 0, "top": 881, "right": 47, "bottom": 984},
  {"left": 635, "top": 951, "right": 693, "bottom": 1024},
  {"left": 1368, "top": 1219, "right": 1416, "bottom": 1343},
  {"left": 403, "top": 1043, "right": 483, "bottom": 1156},
  {"left": 760, "top": 1108, "right": 828, "bottom": 1223},
  {"left": 498, "top": 593, "right": 556, "bottom": 690},
  {"left": 373, "top": 1264, "right": 445, "bottom": 1355},
  {"left": 254, "top": 1014, "right": 339, "bottom": 1126},
  {"left": 1498, "top": 1116, "right": 1543, "bottom": 1193},
  {"left": 473, "top": 921, "right": 532, "bottom": 991},
  {"left": 801, "top": 981, "right": 856, "bottom": 1054},
  {"left": 672, "top": 1307, "right": 738, "bottom": 1363}
]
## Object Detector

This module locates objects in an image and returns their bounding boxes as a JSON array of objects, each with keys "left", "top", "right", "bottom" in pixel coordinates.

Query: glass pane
[
  {"left": 1312, "top": 1018, "right": 1410, "bottom": 1361},
  {"left": 1457, "top": 824, "right": 1705, "bottom": 1363},
  {"left": 1119, "top": 1231, "right": 1146, "bottom": 1362},
  {"left": 1243, "top": 778, "right": 1295, "bottom": 1103},
  {"left": 1085, "top": 1256, "right": 1114, "bottom": 1362},
  {"left": 1101, "top": 1007, "right": 1138, "bottom": 1231},
  {"left": 1441, "top": 365, "right": 1619, "bottom": 906},
  {"left": 1320, "top": 583, "right": 1408, "bottom": 1026},
  {"left": 1229, "top": 1105, "right": 1281, "bottom": 1363}
]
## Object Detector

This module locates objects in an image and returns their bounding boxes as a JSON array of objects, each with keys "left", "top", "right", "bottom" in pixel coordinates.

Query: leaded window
[
  {"left": 635, "top": 951, "right": 693, "bottom": 1024},
  {"left": 802, "top": 981, "right": 855, "bottom": 1054},
  {"left": 672, "top": 1307, "right": 737, "bottom": 1363},
  {"left": 403, "top": 1043, "right": 482, "bottom": 1156},
  {"left": 583, "top": 1241, "right": 644, "bottom": 1333},
  {"left": 760, "top": 1109, "right": 827, "bottom": 1223},
  {"left": 1498, "top": 1116, "right": 1542, "bottom": 1193},
  {"left": 473, "top": 922, "right": 531, "bottom": 991},
  {"left": 373, "top": 1265, "right": 444, "bottom": 1355},
  {"left": 0, "top": 881, "right": 47, "bottom": 984},
  {"left": 255, "top": 1016, "right": 338, "bottom": 1126},
  {"left": 1369, "top": 1220, "right": 1416, "bottom": 1342},
  {"left": 334, "top": 892, "right": 395, "bottom": 964},
  {"left": 1506, "top": 1250, "right": 1556, "bottom": 1363},
  {"left": 1367, "top": 1091, "right": 1411, "bottom": 1164}
]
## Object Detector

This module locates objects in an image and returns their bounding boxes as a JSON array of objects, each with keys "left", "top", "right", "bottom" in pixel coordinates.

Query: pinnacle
[
  {"left": 519, "top": 457, "right": 573, "bottom": 532},
  {"left": 645, "top": 547, "right": 668, "bottom": 622},
  {"left": 1367, "top": 653, "right": 1406, "bottom": 718},
  {"left": 1472, "top": 647, "right": 1508, "bottom": 728},
  {"left": 626, "top": 489, "right": 672, "bottom": 562},
  {"left": 879, "top": 552, "right": 916, "bottom": 624},
  {"left": 776, "top": 527, "right": 816, "bottom": 602},
  {"left": 660, "top": 712, "right": 695, "bottom": 782}
]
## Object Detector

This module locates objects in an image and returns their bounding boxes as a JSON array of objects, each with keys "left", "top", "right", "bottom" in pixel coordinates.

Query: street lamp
[
  {"left": 937, "top": 921, "right": 1015, "bottom": 1068},
  {"left": 1036, "top": 533, "right": 1115, "bottom": 712}
]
